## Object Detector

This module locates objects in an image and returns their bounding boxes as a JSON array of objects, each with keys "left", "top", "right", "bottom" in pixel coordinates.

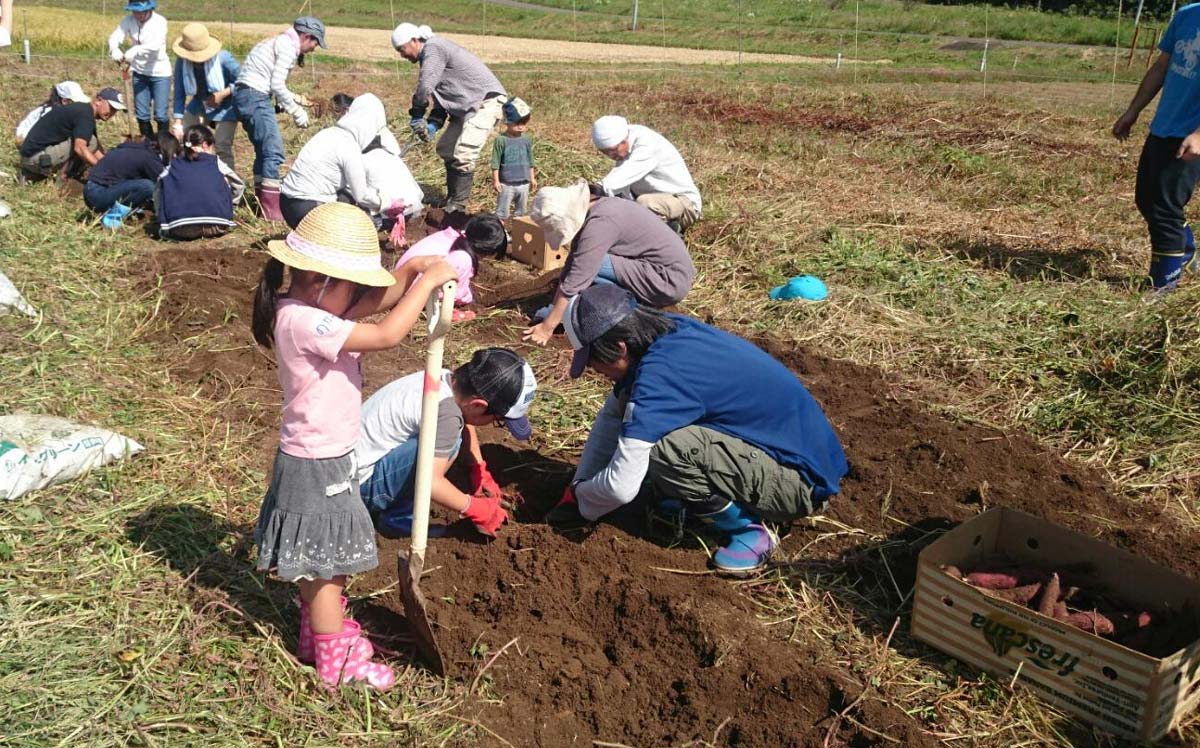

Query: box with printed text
[{"left": 912, "top": 507, "right": 1200, "bottom": 742}]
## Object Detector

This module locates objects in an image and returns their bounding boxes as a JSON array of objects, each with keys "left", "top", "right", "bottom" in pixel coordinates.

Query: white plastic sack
[
  {"left": 363, "top": 149, "right": 424, "bottom": 219},
  {"left": 0, "top": 413, "right": 144, "bottom": 501},
  {"left": 0, "top": 270, "right": 35, "bottom": 317}
]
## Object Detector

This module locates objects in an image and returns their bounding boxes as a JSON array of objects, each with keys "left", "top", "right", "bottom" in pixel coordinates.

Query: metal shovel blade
[{"left": 397, "top": 548, "right": 445, "bottom": 676}]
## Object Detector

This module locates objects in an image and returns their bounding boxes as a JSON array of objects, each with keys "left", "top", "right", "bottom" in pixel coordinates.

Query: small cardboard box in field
[
  {"left": 912, "top": 507, "right": 1200, "bottom": 742},
  {"left": 505, "top": 217, "right": 568, "bottom": 271}
]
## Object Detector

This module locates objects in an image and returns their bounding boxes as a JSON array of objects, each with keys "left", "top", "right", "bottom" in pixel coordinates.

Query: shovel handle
[{"left": 409, "top": 281, "right": 457, "bottom": 559}]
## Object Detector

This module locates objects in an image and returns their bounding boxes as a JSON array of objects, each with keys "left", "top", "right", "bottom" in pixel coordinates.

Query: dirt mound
[{"left": 135, "top": 243, "right": 1200, "bottom": 746}]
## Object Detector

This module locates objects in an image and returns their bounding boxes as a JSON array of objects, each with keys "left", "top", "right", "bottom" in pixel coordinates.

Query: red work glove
[
  {"left": 470, "top": 462, "right": 502, "bottom": 498},
  {"left": 387, "top": 213, "right": 407, "bottom": 249},
  {"left": 545, "top": 483, "right": 589, "bottom": 530},
  {"left": 461, "top": 494, "right": 508, "bottom": 537}
]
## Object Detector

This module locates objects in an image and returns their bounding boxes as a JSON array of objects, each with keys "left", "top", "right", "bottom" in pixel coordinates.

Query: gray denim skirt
[{"left": 255, "top": 449, "right": 379, "bottom": 582}]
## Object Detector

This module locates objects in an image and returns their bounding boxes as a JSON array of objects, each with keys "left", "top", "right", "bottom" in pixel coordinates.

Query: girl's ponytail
[{"left": 252, "top": 258, "right": 285, "bottom": 348}]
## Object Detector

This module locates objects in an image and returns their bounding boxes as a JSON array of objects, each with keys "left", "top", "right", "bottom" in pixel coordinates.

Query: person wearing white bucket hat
[
  {"left": 592, "top": 115, "right": 702, "bottom": 233},
  {"left": 171, "top": 23, "right": 241, "bottom": 169},
  {"left": 250, "top": 201, "right": 456, "bottom": 692},
  {"left": 522, "top": 179, "right": 695, "bottom": 346},
  {"left": 392, "top": 21, "right": 507, "bottom": 214},
  {"left": 15, "top": 82, "right": 90, "bottom": 146},
  {"left": 108, "top": 0, "right": 172, "bottom": 140}
]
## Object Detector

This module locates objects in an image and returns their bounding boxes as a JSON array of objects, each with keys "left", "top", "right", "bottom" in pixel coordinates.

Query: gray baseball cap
[
  {"left": 563, "top": 285, "right": 638, "bottom": 379},
  {"left": 293, "top": 16, "right": 327, "bottom": 48}
]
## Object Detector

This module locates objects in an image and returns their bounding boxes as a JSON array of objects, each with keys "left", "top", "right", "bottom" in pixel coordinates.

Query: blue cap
[
  {"left": 769, "top": 275, "right": 827, "bottom": 302},
  {"left": 563, "top": 285, "right": 638, "bottom": 378},
  {"left": 125, "top": 0, "right": 156, "bottom": 11}
]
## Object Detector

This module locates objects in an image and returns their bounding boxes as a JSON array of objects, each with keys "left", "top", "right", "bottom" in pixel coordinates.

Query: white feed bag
[
  {"left": 0, "top": 270, "right": 35, "bottom": 317},
  {"left": 0, "top": 413, "right": 144, "bottom": 501}
]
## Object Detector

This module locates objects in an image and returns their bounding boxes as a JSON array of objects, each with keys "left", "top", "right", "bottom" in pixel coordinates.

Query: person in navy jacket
[{"left": 545, "top": 284, "right": 849, "bottom": 575}]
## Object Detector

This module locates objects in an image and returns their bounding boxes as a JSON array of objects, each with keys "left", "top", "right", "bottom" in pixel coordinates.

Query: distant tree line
[{"left": 925, "top": 0, "right": 1176, "bottom": 21}]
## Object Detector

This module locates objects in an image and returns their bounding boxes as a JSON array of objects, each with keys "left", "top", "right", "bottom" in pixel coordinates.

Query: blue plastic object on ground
[
  {"left": 769, "top": 274, "right": 827, "bottom": 301},
  {"left": 101, "top": 202, "right": 133, "bottom": 231}
]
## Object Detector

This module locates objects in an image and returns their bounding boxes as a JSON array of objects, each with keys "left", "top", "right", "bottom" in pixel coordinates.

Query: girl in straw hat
[
  {"left": 251, "top": 201, "right": 456, "bottom": 690},
  {"left": 171, "top": 22, "right": 241, "bottom": 169}
]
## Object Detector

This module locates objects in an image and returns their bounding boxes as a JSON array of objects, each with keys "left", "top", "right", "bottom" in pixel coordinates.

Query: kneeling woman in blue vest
[{"left": 154, "top": 124, "right": 245, "bottom": 240}]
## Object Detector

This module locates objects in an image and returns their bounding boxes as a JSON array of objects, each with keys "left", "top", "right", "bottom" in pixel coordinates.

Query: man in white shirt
[
  {"left": 234, "top": 16, "right": 325, "bottom": 222},
  {"left": 0, "top": 0, "right": 13, "bottom": 48},
  {"left": 108, "top": 0, "right": 171, "bottom": 140},
  {"left": 592, "top": 115, "right": 702, "bottom": 232}
]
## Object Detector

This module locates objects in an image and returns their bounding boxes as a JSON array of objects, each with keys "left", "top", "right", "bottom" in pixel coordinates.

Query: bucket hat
[
  {"left": 173, "top": 23, "right": 222, "bottom": 63},
  {"left": 531, "top": 179, "right": 590, "bottom": 249},
  {"left": 125, "top": 0, "right": 156, "bottom": 11},
  {"left": 266, "top": 202, "right": 395, "bottom": 287}
]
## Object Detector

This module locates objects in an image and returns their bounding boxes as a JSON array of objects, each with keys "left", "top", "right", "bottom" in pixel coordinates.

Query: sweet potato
[
  {"left": 1065, "top": 611, "right": 1115, "bottom": 636},
  {"left": 966, "top": 572, "right": 1019, "bottom": 590},
  {"left": 941, "top": 565, "right": 963, "bottom": 580},
  {"left": 982, "top": 583, "right": 1042, "bottom": 604},
  {"left": 1037, "top": 573, "right": 1061, "bottom": 617},
  {"left": 1053, "top": 601, "right": 1069, "bottom": 620}
]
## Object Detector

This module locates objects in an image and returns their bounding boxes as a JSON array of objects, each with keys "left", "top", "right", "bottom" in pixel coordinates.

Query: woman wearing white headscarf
[
  {"left": 279, "top": 93, "right": 407, "bottom": 229},
  {"left": 522, "top": 180, "right": 695, "bottom": 345}
]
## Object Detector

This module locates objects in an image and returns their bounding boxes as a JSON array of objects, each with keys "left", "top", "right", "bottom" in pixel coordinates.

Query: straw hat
[
  {"left": 173, "top": 23, "right": 222, "bottom": 63},
  {"left": 266, "top": 203, "right": 396, "bottom": 287}
]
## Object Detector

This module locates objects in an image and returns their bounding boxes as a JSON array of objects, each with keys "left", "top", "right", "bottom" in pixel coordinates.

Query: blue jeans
[
  {"left": 132, "top": 73, "right": 170, "bottom": 124},
  {"left": 595, "top": 254, "right": 618, "bottom": 285},
  {"left": 83, "top": 179, "right": 155, "bottom": 212},
  {"left": 360, "top": 436, "right": 461, "bottom": 518},
  {"left": 234, "top": 87, "right": 284, "bottom": 182}
]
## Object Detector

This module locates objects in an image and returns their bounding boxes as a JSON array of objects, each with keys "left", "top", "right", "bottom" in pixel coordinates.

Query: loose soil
[{"left": 136, "top": 238, "right": 1200, "bottom": 747}]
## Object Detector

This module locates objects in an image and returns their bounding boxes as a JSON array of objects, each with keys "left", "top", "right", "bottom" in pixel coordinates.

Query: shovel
[
  {"left": 120, "top": 62, "right": 136, "bottom": 140},
  {"left": 397, "top": 279, "right": 456, "bottom": 676}
]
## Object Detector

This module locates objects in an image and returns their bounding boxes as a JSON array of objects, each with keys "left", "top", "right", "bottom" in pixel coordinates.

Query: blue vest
[{"left": 158, "top": 153, "right": 234, "bottom": 231}]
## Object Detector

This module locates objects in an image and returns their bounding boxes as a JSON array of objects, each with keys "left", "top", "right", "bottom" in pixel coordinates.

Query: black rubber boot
[
  {"left": 156, "top": 120, "right": 170, "bottom": 137},
  {"left": 444, "top": 168, "right": 475, "bottom": 214},
  {"left": 137, "top": 119, "right": 155, "bottom": 140}
]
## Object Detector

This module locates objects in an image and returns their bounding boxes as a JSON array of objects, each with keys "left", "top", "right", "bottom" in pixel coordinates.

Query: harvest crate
[
  {"left": 912, "top": 507, "right": 1200, "bottom": 742},
  {"left": 505, "top": 217, "right": 568, "bottom": 271}
]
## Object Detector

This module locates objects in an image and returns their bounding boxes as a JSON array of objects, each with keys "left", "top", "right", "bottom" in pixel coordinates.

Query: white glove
[
  {"left": 111, "top": 48, "right": 125, "bottom": 63},
  {"left": 170, "top": 120, "right": 184, "bottom": 140},
  {"left": 124, "top": 47, "right": 138, "bottom": 63},
  {"left": 294, "top": 93, "right": 313, "bottom": 108},
  {"left": 292, "top": 108, "right": 310, "bottom": 128}
]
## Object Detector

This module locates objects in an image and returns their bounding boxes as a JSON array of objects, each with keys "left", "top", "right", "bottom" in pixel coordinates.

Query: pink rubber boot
[
  {"left": 298, "top": 595, "right": 349, "bottom": 664},
  {"left": 314, "top": 620, "right": 395, "bottom": 691}
]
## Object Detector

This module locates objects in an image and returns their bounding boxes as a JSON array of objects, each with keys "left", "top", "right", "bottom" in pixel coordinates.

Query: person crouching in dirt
[
  {"left": 1113, "top": 4, "right": 1200, "bottom": 295},
  {"left": 18, "top": 87, "right": 126, "bottom": 182},
  {"left": 154, "top": 124, "right": 245, "bottom": 240},
  {"left": 591, "top": 115, "right": 702, "bottom": 234},
  {"left": 394, "top": 214, "right": 508, "bottom": 322},
  {"left": 279, "top": 94, "right": 404, "bottom": 230},
  {"left": 355, "top": 347, "right": 537, "bottom": 539},
  {"left": 15, "top": 81, "right": 91, "bottom": 147},
  {"left": 392, "top": 22, "right": 507, "bottom": 215},
  {"left": 522, "top": 180, "right": 694, "bottom": 346},
  {"left": 234, "top": 16, "right": 326, "bottom": 222},
  {"left": 544, "top": 285, "right": 848, "bottom": 575}
]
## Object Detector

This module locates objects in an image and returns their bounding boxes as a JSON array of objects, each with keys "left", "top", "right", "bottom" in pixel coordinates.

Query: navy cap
[
  {"left": 562, "top": 285, "right": 638, "bottom": 379},
  {"left": 294, "top": 16, "right": 327, "bottom": 48},
  {"left": 459, "top": 348, "right": 538, "bottom": 440}
]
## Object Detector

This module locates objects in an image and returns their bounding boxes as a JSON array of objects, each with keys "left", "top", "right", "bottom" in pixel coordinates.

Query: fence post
[{"left": 631, "top": 0, "right": 639, "bottom": 32}]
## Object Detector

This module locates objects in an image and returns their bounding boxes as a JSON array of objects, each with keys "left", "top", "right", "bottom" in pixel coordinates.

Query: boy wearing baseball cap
[
  {"left": 18, "top": 88, "right": 125, "bottom": 180},
  {"left": 491, "top": 96, "right": 536, "bottom": 219},
  {"left": 356, "top": 347, "right": 537, "bottom": 538},
  {"left": 547, "top": 284, "right": 847, "bottom": 575}
]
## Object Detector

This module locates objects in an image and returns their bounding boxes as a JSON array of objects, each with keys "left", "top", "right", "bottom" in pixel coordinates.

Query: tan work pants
[{"left": 437, "top": 96, "right": 505, "bottom": 172}]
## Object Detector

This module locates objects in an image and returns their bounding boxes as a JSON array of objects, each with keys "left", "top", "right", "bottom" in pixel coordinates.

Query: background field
[{"left": 3, "top": 3, "right": 1200, "bottom": 747}]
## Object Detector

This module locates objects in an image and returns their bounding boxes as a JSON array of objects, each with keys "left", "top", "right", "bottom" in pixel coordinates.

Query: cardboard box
[
  {"left": 912, "top": 507, "right": 1200, "bottom": 742},
  {"left": 506, "top": 217, "right": 568, "bottom": 271}
]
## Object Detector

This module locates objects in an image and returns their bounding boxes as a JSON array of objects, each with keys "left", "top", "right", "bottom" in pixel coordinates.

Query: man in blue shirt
[
  {"left": 1114, "top": 3, "right": 1200, "bottom": 292},
  {"left": 545, "top": 284, "right": 848, "bottom": 574}
]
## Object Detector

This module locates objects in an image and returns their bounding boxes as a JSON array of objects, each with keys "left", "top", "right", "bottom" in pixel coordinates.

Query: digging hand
[
  {"left": 410, "top": 118, "right": 431, "bottom": 142},
  {"left": 470, "top": 462, "right": 502, "bottom": 499},
  {"left": 462, "top": 494, "right": 508, "bottom": 537},
  {"left": 522, "top": 321, "right": 554, "bottom": 346},
  {"left": 545, "top": 484, "right": 590, "bottom": 531}
]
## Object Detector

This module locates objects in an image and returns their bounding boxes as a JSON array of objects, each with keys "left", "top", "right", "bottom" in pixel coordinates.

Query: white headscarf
[
  {"left": 391, "top": 22, "right": 434, "bottom": 48},
  {"left": 591, "top": 115, "right": 629, "bottom": 149},
  {"left": 532, "top": 179, "right": 591, "bottom": 249}
]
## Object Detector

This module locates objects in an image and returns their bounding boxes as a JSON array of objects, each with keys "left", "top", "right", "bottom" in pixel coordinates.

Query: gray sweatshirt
[
  {"left": 412, "top": 37, "right": 505, "bottom": 120},
  {"left": 559, "top": 198, "right": 695, "bottom": 307}
]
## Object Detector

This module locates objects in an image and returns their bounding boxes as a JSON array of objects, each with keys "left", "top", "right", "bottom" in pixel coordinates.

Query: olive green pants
[{"left": 646, "top": 426, "right": 817, "bottom": 522}]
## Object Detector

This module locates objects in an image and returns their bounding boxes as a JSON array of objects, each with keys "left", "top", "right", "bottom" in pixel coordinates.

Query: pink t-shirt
[
  {"left": 274, "top": 299, "right": 362, "bottom": 459},
  {"left": 395, "top": 227, "right": 476, "bottom": 305}
]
